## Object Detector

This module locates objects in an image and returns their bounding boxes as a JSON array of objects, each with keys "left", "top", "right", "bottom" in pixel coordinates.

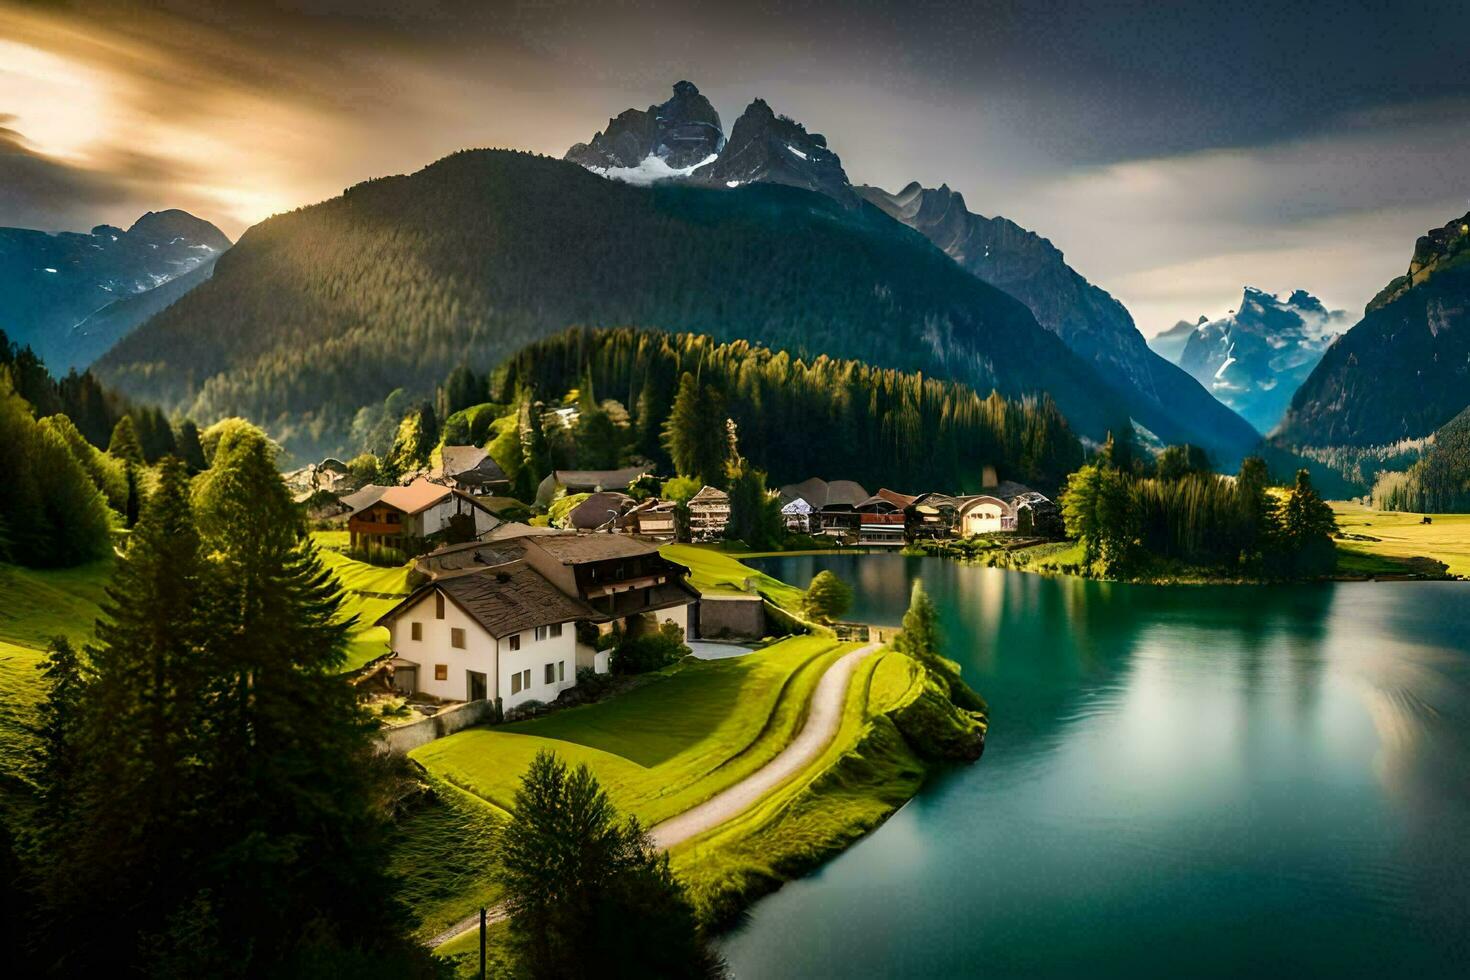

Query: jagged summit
[
  {"left": 565, "top": 80, "right": 724, "bottom": 177},
  {"left": 694, "top": 98, "right": 854, "bottom": 203},
  {"left": 1365, "top": 210, "right": 1470, "bottom": 313},
  {"left": 1175, "top": 286, "right": 1348, "bottom": 435}
]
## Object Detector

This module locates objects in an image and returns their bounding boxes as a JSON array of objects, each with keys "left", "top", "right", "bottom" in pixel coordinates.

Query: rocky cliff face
[
  {"left": 0, "top": 208, "right": 230, "bottom": 368},
  {"left": 1278, "top": 212, "right": 1470, "bottom": 447},
  {"left": 693, "top": 98, "right": 855, "bottom": 204},
  {"left": 565, "top": 80, "right": 724, "bottom": 175},
  {"left": 1175, "top": 287, "right": 1347, "bottom": 435},
  {"left": 858, "top": 182, "right": 1262, "bottom": 462},
  {"left": 1365, "top": 211, "right": 1470, "bottom": 313}
]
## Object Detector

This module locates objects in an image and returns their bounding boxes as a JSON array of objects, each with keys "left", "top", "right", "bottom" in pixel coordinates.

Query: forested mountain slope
[
  {"left": 1278, "top": 213, "right": 1470, "bottom": 447},
  {"left": 857, "top": 182, "right": 1262, "bottom": 463},
  {"left": 96, "top": 150, "right": 1131, "bottom": 459}
]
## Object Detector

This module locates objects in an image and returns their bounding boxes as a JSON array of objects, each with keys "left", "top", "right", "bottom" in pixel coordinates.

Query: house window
[
  {"left": 410, "top": 622, "right": 422, "bottom": 641},
  {"left": 451, "top": 628, "right": 465, "bottom": 649},
  {"left": 508, "top": 634, "right": 520, "bottom": 652},
  {"left": 549, "top": 623, "right": 562, "bottom": 639},
  {"left": 434, "top": 664, "right": 447, "bottom": 681},
  {"left": 557, "top": 661, "right": 565, "bottom": 682},
  {"left": 544, "top": 663, "right": 555, "bottom": 684},
  {"left": 534, "top": 625, "right": 548, "bottom": 642},
  {"left": 511, "top": 671, "right": 522, "bottom": 694},
  {"left": 435, "top": 592, "right": 445, "bottom": 619},
  {"left": 523, "top": 669, "right": 532, "bottom": 688}
]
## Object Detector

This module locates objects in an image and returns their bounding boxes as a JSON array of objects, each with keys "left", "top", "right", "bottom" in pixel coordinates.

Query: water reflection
[{"left": 727, "top": 557, "right": 1470, "bottom": 979}]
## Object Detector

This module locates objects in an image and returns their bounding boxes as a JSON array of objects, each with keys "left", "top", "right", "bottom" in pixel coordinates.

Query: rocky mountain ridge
[{"left": 0, "top": 208, "right": 230, "bottom": 368}]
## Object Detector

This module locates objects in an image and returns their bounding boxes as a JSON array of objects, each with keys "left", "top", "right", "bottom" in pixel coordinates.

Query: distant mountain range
[
  {"left": 1156, "top": 287, "right": 1348, "bottom": 435},
  {"left": 1278, "top": 211, "right": 1470, "bottom": 447},
  {"left": 564, "top": 82, "right": 1260, "bottom": 463},
  {"left": 96, "top": 150, "right": 1133, "bottom": 460},
  {"left": 0, "top": 209, "right": 230, "bottom": 369}
]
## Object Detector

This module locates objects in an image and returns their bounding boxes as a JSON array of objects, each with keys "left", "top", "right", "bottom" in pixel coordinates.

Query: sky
[{"left": 3, "top": 0, "right": 1469, "bottom": 337}]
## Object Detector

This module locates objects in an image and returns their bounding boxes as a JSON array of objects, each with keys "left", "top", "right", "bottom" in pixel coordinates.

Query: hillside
[
  {"left": 0, "top": 209, "right": 230, "bottom": 369},
  {"left": 1278, "top": 238, "right": 1470, "bottom": 447},
  {"left": 857, "top": 182, "right": 1262, "bottom": 463},
  {"left": 96, "top": 150, "right": 1132, "bottom": 460},
  {"left": 1371, "top": 406, "right": 1470, "bottom": 512}
]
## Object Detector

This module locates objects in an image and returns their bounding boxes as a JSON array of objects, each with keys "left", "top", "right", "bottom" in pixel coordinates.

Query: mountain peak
[
  {"left": 696, "top": 98, "right": 854, "bottom": 202},
  {"left": 126, "top": 209, "right": 232, "bottom": 251},
  {"left": 1364, "top": 209, "right": 1470, "bottom": 314},
  {"left": 565, "top": 81, "right": 724, "bottom": 172}
]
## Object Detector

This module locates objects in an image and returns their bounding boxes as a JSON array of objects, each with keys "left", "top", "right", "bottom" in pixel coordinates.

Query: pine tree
[
  {"left": 31, "top": 636, "right": 87, "bottom": 827},
  {"left": 107, "top": 414, "right": 145, "bottom": 465},
  {"left": 801, "top": 570, "right": 853, "bottom": 623},
  {"left": 725, "top": 465, "right": 783, "bottom": 549},
  {"left": 190, "top": 423, "right": 410, "bottom": 969},
  {"left": 663, "top": 372, "right": 729, "bottom": 487},
  {"left": 176, "top": 418, "right": 207, "bottom": 472},
  {"left": 495, "top": 751, "right": 720, "bottom": 979},
  {"left": 1274, "top": 469, "right": 1337, "bottom": 577}
]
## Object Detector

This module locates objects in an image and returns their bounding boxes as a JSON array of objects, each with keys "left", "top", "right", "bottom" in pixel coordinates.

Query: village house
[
  {"left": 430, "top": 445, "right": 510, "bottom": 496},
  {"left": 687, "top": 485, "right": 730, "bottom": 542},
  {"left": 907, "top": 492, "right": 960, "bottom": 539},
  {"left": 952, "top": 487, "right": 1059, "bottom": 537},
  {"left": 625, "top": 498, "right": 678, "bottom": 540},
  {"left": 380, "top": 532, "right": 698, "bottom": 709},
  {"left": 535, "top": 465, "right": 653, "bottom": 507},
  {"left": 855, "top": 488, "right": 915, "bottom": 547},
  {"left": 566, "top": 491, "right": 635, "bottom": 531},
  {"left": 343, "top": 478, "right": 501, "bottom": 552},
  {"left": 779, "top": 478, "right": 870, "bottom": 542},
  {"left": 778, "top": 493, "right": 814, "bottom": 534},
  {"left": 955, "top": 494, "right": 1017, "bottom": 535}
]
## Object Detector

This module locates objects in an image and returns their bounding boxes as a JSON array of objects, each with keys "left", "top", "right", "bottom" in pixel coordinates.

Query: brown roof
[
  {"left": 377, "top": 478, "right": 454, "bottom": 515},
  {"left": 340, "top": 484, "right": 391, "bottom": 513},
  {"left": 568, "top": 491, "right": 635, "bottom": 530},
  {"left": 858, "top": 488, "right": 917, "bottom": 511},
  {"left": 438, "top": 446, "right": 508, "bottom": 486},
  {"left": 379, "top": 561, "right": 594, "bottom": 637},
  {"left": 415, "top": 539, "right": 531, "bottom": 578},
  {"left": 528, "top": 533, "right": 661, "bottom": 564}
]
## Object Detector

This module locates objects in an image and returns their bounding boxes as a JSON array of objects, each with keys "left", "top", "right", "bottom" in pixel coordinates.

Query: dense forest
[
  {"left": 489, "top": 327, "right": 1085, "bottom": 494},
  {"left": 1372, "top": 406, "right": 1470, "bottom": 512},
  {"left": 96, "top": 149, "right": 1132, "bottom": 461}
]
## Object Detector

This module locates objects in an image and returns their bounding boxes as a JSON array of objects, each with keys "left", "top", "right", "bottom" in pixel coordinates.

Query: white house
[
  {"left": 779, "top": 495, "right": 814, "bottom": 534},
  {"left": 379, "top": 532, "right": 699, "bottom": 709},
  {"left": 956, "top": 494, "right": 1016, "bottom": 535}
]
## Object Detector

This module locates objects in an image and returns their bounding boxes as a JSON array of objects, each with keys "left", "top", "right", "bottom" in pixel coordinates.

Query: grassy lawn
[
  {"left": 1331, "top": 502, "right": 1470, "bottom": 578},
  {"left": 0, "top": 639, "right": 46, "bottom": 787},
  {"left": 659, "top": 543, "right": 805, "bottom": 611},
  {"left": 0, "top": 560, "right": 112, "bottom": 652},
  {"left": 412, "top": 635, "right": 854, "bottom": 827},
  {"left": 313, "top": 537, "right": 416, "bottom": 671}
]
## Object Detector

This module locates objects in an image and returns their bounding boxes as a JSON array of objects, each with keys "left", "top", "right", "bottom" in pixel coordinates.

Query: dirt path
[{"left": 428, "top": 639, "right": 883, "bottom": 948}]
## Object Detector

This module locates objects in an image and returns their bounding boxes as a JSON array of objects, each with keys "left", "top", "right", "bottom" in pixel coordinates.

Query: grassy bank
[
  {"left": 659, "top": 543, "right": 806, "bottom": 612},
  {"left": 311, "top": 533, "right": 416, "bottom": 671},
  {"left": 1330, "top": 502, "right": 1470, "bottom": 578}
]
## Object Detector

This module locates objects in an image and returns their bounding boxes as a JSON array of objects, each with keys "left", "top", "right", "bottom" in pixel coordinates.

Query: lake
[{"left": 721, "top": 555, "right": 1470, "bottom": 979}]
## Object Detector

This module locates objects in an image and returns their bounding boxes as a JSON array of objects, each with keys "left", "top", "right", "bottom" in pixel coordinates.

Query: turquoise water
[{"left": 722, "top": 555, "right": 1470, "bottom": 979}]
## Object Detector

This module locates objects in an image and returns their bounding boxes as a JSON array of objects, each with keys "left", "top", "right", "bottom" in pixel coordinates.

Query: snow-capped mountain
[
  {"left": 0, "top": 209, "right": 231, "bottom": 368},
  {"left": 564, "top": 85, "right": 854, "bottom": 203},
  {"left": 1175, "top": 287, "right": 1347, "bottom": 435},
  {"left": 565, "top": 80, "right": 724, "bottom": 182},
  {"left": 693, "top": 98, "right": 854, "bottom": 203}
]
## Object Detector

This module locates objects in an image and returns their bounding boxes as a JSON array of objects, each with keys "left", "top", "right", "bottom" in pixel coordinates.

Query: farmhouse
[
  {"left": 626, "top": 498, "right": 678, "bottom": 540},
  {"left": 687, "top": 485, "right": 731, "bottom": 542},
  {"left": 344, "top": 478, "right": 501, "bottom": 551},
  {"left": 856, "top": 488, "right": 915, "bottom": 547},
  {"left": 381, "top": 532, "right": 698, "bottom": 708}
]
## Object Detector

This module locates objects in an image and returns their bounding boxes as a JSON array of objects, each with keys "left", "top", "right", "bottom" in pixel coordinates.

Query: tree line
[
  {"left": 488, "top": 326, "right": 1084, "bottom": 495},
  {"left": 1371, "top": 406, "right": 1470, "bottom": 512},
  {"left": 1061, "top": 432, "right": 1339, "bottom": 578}
]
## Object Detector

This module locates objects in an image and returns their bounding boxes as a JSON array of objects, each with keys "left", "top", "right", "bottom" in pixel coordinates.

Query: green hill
[{"left": 95, "top": 150, "right": 1132, "bottom": 460}]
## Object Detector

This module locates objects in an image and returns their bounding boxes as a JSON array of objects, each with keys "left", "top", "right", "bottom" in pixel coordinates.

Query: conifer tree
[
  {"left": 176, "top": 417, "right": 207, "bottom": 472},
  {"left": 190, "top": 424, "right": 409, "bottom": 968},
  {"left": 663, "top": 372, "right": 729, "bottom": 487},
  {"left": 726, "top": 465, "right": 783, "bottom": 549},
  {"left": 107, "top": 414, "right": 144, "bottom": 465}
]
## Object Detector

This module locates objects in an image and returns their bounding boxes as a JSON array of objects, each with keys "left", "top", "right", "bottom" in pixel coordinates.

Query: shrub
[
  {"left": 610, "top": 620, "right": 690, "bottom": 675},
  {"left": 801, "top": 570, "right": 853, "bottom": 623}
]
